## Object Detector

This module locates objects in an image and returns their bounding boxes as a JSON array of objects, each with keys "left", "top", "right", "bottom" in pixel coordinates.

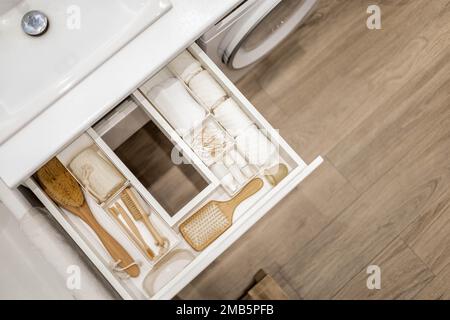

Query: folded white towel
[
  {"left": 168, "top": 51, "right": 203, "bottom": 84},
  {"left": 189, "top": 70, "right": 227, "bottom": 110},
  {"left": 148, "top": 78, "right": 206, "bottom": 135},
  {"left": 213, "top": 98, "right": 253, "bottom": 137},
  {"left": 69, "top": 148, "right": 126, "bottom": 203},
  {"left": 235, "top": 125, "right": 277, "bottom": 167}
]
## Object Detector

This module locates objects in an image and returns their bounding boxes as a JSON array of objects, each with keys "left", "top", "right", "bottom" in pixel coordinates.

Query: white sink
[{"left": 0, "top": 0, "right": 171, "bottom": 144}]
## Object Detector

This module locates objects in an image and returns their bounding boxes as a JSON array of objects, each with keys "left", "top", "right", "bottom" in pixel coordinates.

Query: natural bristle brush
[
  {"left": 120, "top": 188, "right": 170, "bottom": 255},
  {"left": 179, "top": 178, "right": 264, "bottom": 251},
  {"left": 35, "top": 158, "right": 140, "bottom": 277}
]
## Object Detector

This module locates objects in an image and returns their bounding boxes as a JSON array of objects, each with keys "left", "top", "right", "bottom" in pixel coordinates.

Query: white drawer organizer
[{"left": 25, "top": 44, "right": 322, "bottom": 299}]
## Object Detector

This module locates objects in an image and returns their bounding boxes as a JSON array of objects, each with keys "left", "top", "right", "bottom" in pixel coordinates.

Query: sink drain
[{"left": 21, "top": 10, "right": 48, "bottom": 36}]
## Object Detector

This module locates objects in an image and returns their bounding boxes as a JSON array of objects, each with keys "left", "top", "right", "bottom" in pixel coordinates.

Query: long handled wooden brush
[
  {"left": 179, "top": 178, "right": 264, "bottom": 251},
  {"left": 35, "top": 157, "right": 140, "bottom": 277}
]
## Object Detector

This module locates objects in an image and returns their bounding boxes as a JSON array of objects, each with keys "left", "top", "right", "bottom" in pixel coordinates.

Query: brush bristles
[
  {"left": 120, "top": 190, "right": 142, "bottom": 220},
  {"left": 36, "top": 157, "right": 84, "bottom": 207},
  {"left": 180, "top": 203, "right": 230, "bottom": 250}
]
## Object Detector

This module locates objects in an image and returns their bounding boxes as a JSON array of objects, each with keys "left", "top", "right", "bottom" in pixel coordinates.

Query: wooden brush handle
[
  {"left": 71, "top": 202, "right": 140, "bottom": 277},
  {"left": 141, "top": 213, "right": 167, "bottom": 248},
  {"left": 108, "top": 207, "right": 154, "bottom": 260},
  {"left": 226, "top": 178, "right": 264, "bottom": 211},
  {"left": 125, "top": 188, "right": 167, "bottom": 248},
  {"left": 115, "top": 204, "right": 155, "bottom": 259}
]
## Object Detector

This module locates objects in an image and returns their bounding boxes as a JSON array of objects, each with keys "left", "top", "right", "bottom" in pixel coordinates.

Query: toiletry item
[
  {"left": 108, "top": 205, "right": 155, "bottom": 260},
  {"left": 229, "top": 149, "right": 246, "bottom": 167},
  {"left": 143, "top": 249, "right": 195, "bottom": 296},
  {"left": 120, "top": 188, "right": 169, "bottom": 253},
  {"left": 180, "top": 178, "right": 264, "bottom": 251},
  {"left": 188, "top": 70, "right": 227, "bottom": 110},
  {"left": 69, "top": 148, "right": 126, "bottom": 203},
  {"left": 236, "top": 125, "right": 277, "bottom": 167},
  {"left": 223, "top": 152, "right": 234, "bottom": 167},
  {"left": 148, "top": 78, "right": 206, "bottom": 135},
  {"left": 264, "top": 163, "right": 289, "bottom": 187},
  {"left": 186, "top": 118, "right": 232, "bottom": 166},
  {"left": 213, "top": 98, "right": 253, "bottom": 137},
  {"left": 210, "top": 161, "right": 238, "bottom": 194},
  {"left": 209, "top": 161, "right": 228, "bottom": 179},
  {"left": 35, "top": 158, "right": 139, "bottom": 277},
  {"left": 229, "top": 149, "right": 254, "bottom": 178},
  {"left": 227, "top": 163, "right": 248, "bottom": 185},
  {"left": 167, "top": 51, "right": 203, "bottom": 84},
  {"left": 241, "top": 165, "right": 255, "bottom": 178}
]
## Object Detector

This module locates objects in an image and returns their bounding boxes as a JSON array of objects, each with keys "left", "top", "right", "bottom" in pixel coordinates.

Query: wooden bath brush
[
  {"left": 35, "top": 157, "right": 140, "bottom": 277},
  {"left": 179, "top": 178, "right": 264, "bottom": 251}
]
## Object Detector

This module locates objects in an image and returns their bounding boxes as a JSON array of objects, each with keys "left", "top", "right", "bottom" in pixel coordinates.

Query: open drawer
[{"left": 24, "top": 44, "right": 322, "bottom": 300}]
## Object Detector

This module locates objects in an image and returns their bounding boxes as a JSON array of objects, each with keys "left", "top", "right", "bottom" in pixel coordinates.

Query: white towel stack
[
  {"left": 189, "top": 70, "right": 227, "bottom": 110},
  {"left": 168, "top": 51, "right": 203, "bottom": 84},
  {"left": 235, "top": 125, "right": 277, "bottom": 167},
  {"left": 148, "top": 78, "right": 206, "bottom": 135},
  {"left": 213, "top": 98, "right": 253, "bottom": 137}
]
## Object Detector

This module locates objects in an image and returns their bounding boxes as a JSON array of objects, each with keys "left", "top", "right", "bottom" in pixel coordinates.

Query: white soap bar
[
  {"left": 189, "top": 70, "right": 227, "bottom": 110},
  {"left": 148, "top": 78, "right": 206, "bottom": 135},
  {"left": 168, "top": 51, "right": 203, "bottom": 84},
  {"left": 69, "top": 148, "right": 126, "bottom": 203},
  {"left": 213, "top": 98, "right": 253, "bottom": 137},
  {"left": 236, "top": 125, "right": 277, "bottom": 167}
]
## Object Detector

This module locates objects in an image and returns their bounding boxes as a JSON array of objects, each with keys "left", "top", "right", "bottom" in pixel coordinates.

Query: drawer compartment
[{"left": 25, "top": 44, "right": 322, "bottom": 300}]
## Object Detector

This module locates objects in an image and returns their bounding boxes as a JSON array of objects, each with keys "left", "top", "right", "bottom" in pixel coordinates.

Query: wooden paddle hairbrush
[
  {"left": 35, "top": 157, "right": 140, "bottom": 277},
  {"left": 179, "top": 178, "right": 264, "bottom": 251}
]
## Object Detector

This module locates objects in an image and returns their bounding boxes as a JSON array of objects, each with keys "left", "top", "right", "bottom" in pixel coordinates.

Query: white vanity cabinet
[{"left": 21, "top": 44, "right": 322, "bottom": 299}]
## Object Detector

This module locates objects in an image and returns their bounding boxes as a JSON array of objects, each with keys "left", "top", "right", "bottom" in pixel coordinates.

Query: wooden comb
[
  {"left": 35, "top": 157, "right": 140, "bottom": 277},
  {"left": 179, "top": 178, "right": 264, "bottom": 251}
]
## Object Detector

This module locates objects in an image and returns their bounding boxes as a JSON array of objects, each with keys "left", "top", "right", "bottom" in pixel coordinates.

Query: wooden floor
[{"left": 179, "top": 0, "right": 450, "bottom": 300}]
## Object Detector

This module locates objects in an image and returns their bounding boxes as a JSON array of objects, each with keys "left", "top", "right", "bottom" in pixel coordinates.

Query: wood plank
[
  {"left": 327, "top": 23, "right": 450, "bottom": 191},
  {"left": 401, "top": 197, "right": 450, "bottom": 275},
  {"left": 280, "top": 106, "right": 450, "bottom": 298},
  {"left": 298, "top": 158, "right": 359, "bottom": 218},
  {"left": 334, "top": 239, "right": 434, "bottom": 299},
  {"left": 415, "top": 264, "right": 450, "bottom": 300},
  {"left": 250, "top": 0, "right": 446, "bottom": 162}
]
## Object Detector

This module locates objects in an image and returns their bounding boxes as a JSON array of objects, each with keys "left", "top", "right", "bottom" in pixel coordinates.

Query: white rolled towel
[
  {"left": 168, "top": 51, "right": 203, "bottom": 84},
  {"left": 148, "top": 78, "right": 206, "bottom": 135},
  {"left": 69, "top": 148, "right": 126, "bottom": 203},
  {"left": 189, "top": 70, "right": 227, "bottom": 110},
  {"left": 213, "top": 98, "right": 253, "bottom": 137},
  {"left": 235, "top": 125, "right": 277, "bottom": 167}
]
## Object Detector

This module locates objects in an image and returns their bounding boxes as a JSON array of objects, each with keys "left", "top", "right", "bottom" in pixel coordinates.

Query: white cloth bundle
[
  {"left": 148, "top": 78, "right": 206, "bottom": 135},
  {"left": 69, "top": 148, "right": 126, "bottom": 203},
  {"left": 213, "top": 98, "right": 253, "bottom": 137},
  {"left": 235, "top": 125, "right": 277, "bottom": 167},
  {"left": 189, "top": 70, "right": 227, "bottom": 110},
  {"left": 168, "top": 51, "right": 203, "bottom": 84}
]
